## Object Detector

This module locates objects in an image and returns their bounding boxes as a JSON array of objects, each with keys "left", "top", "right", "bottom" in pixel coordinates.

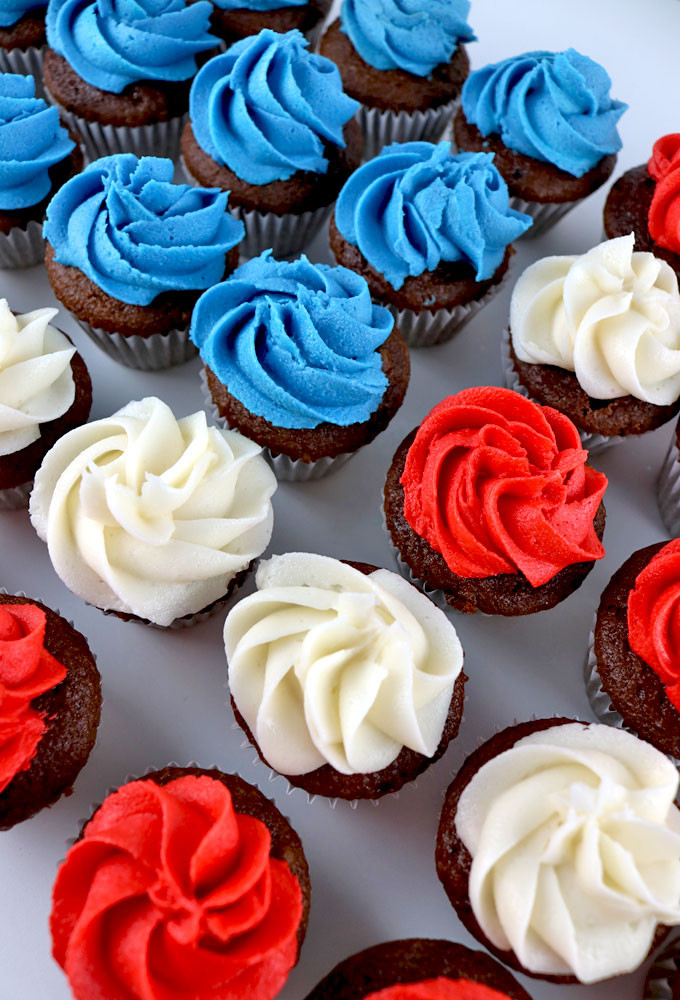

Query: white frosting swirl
[
  {"left": 224, "top": 552, "right": 464, "bottom": 776},
  {"left": 510, "top": 234, "right": 680, "bottom": 404},
  {"left": 0, "top": 299, "right": 76, "bottom": 457},
  {"left": 455, "top": 722, "right": 680, "bottom": 984},
  {"left": 30, "top": 397, "right": 277, "bottom": 627}
]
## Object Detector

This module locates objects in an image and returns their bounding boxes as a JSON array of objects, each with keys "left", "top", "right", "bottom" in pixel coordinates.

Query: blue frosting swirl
[
  {"left": 44, "top": 154, "right": 244, "bottom": 306},
  {"left": 340, "top": 0, "right": 475, "bottom": 78},
  {"left": 335, "top": 141, "right": 532, "bottom": 289},
  {"left": 190, "top": 30, "right": 359, "bottom": 186},
  {"left": 461, "top": 49, "right": 627, "bottom": 178},
  {"left": 190, "top": 252, "right": 394, "bottom": 430},
  {"left": 213, "top": 0, "right": 304, "bottom": 8},
  {"left": 0, "top": 74, "right": 74, "bottom": 211},
  {"left": 0, "top": 0, "right": 45, "bottom": 29},
  {"left": 46, "top": 0, "right": 216, "bottom": 94}
]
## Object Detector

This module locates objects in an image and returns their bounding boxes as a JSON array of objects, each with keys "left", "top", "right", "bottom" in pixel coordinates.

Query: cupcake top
[
  {"left": 191, "top": 252, "right": 394, "bottom": 430},
  {"left": 0, "top": 74, "right": 75, "bottom": 212},
  {"left": 401, "top": 387, "right": 607, "bottom": 587},
  {"left": 339, "top": 0, "right": 475, "bottom": 78},
  {"left": 628, "top": 538, "right": 680, "bottom": 712},
  {"left": 364, "top": 985, "right": 511, "bottom": 1000},
  {"left": 461, "top": 49, "right": 627, "bottom": 178},
  {"left": 189, "top": 30, "right": 359, "bottom": 186},
  {"left": 648, "top": 134, "right": 680, "bottom": 255},
  {"left": 43, "top": 154, "right": 244, "bottom": 307},
  {"left": 0, "top": 0, "right": 45, "bottom": 27},
  {"left": 455, "top": 722, "right": 680, "bottom": 982},
  {"left": 46, "top": 0, "right": 216, "bottom": 94},
  {"left": 29, "top": 397, "right": 277, "bottom": 627},
  {"left": 510, "top": 234, "right": 680, "bottom": 405},
  {"left": 335, "top": 142, "right": 532, "bottom": 290},
  {"left": 224, "top": 553, "right": 464, "bottom": 776}
]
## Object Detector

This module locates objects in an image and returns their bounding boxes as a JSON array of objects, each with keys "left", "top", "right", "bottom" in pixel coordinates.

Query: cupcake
[
  {"left": 436, "top": 719, "right": 680, "bottom": 984},
  {"left": 181, "top": 29, "right": 362, "bottom": 259},
  {"left": 192, "top": 252, "right": 410, "bottom": 480},
  {"left": 319, "top": 0, "right": 475, "bottom": 160},
  {"left": 0, "top": 0, "right": 46, "bottom": 84},
  {"left": 209, "top": 0, "right": 330, "bottom": 51},
  {"left": 29, "top": 397, "right": 277, "bottom": 628},
  {"left": 225, "top": 552, "right": 466, "bottom": 801},
  {"left": 43, "top": 153, "right": 244, "bottom": 369},
  {"left": 504, "top": 234, "right": 680, "bottom": 453},
  {"left": 0, "top": 72, "right": 82, "bottom": 268},
  {"left": 0, "top": 300, "right": 91, "bottom": 509},
  {"left": 454, "top": 49, "right": 627, "bottom": 235},
  {"left": 0, "top": 592, "right": 101, "bottom": 830},
  {"left": 383, "top": 387, "right": 608, "bottom": 617},
  {"left": 51, "top": 766, "right": 310, "bottom": 999}
]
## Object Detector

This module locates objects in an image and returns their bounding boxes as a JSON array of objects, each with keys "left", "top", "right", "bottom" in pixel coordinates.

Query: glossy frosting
[
  {"left": 628, "top": 539, "right": 680, "bottom": 712},
  {"left": 366, "top": 982, "right": 512, "bottom": 1000},
  {"left": 400, "top": 388, "right": 607, "bottom": 587},
  {"left": 461, "top": 49, "right": 626, "bottom": 177},
  {"left": 29, "top": 397, "right": 277, "bottom": 627},
  {"left": 0, "top": 0, "right": 45, "bottom": 28},
  {"left": 213, "top": 0, "right": 305, "bottom": 7},
  {"left": 189, "top": 29, "right": 358, "bottom": 185},
  {"left": 335, "top": 142, "right": 532, "bottom": 290},
  {"left": 648, "top": 134, "right": 680, "bottom": 256},
  {"left": 43, "top": 154, "right": 244, "bottom": 307},
  {"left": 455, "top": 722, "right": 680, "bottom": 983},
  {"left": 191, "top": 252, "right": 393, "bottom": 430},
  {"left": 510, "top": 235, "right": 680, "bottom": 405},
  {"left": 51, "top": 775, "right": 303, "bottom": 1000}
]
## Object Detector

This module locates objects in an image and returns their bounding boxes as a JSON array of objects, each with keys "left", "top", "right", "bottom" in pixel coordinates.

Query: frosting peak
[{"left": 628, "top": 539, "right": 680, "bottom": 711}]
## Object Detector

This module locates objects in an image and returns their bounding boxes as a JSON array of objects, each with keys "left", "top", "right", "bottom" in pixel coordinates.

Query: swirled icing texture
[
  {"left": 213, "top": 0, "right": 304, "bottom": 8},
  {"left": 401, "top": 388, "right": 607, "bottom": 588},
  {"left": 0, "top": 74, "right": 75, "bottom": 211},
  {"left": 461, "top": 49, "right": 627, "bottom": 178},
  {"left": 510, "top": 235, "right": 680, "bottom": 405},
  {"left": 29, "top": 397, "right": 277, "bottom": 627},
  {"left": 366, "top": 983, "right": 512, "bottom": 1000},
  {"left": 455, "top": 722, "right": 680, "bottom": 983},
  {"left": 43, "top": 154, "right": 244, "bottom": 307},
  {"left": 0, "top": 0, "right": 45, "bottom": 28},
  {"left": 628, "top": 539, "right": 680, "bottom": 712},
  {"left": 225, "top": 553, "right": 464, "bottom": 776},
  {"left": 189, "top": 29, "right": 359, "bottom": 185},
  {"left": 340, "top": 0, "right": 475, "bottom": 78},
  {"left": 335, "top": 142, "right": 532, "bottom": 289},
  {"left": 51, "top": 775, "right": 303, "bottom": 1000},
  {"left": 46, "top": 0, "right": 216, "bottom": 94},
  {"left": 191, "top": 252, "right": 393, "bottom": 430},
  {"left": 648, "top": 134, "right": 680, "bottom": 256},
  {"left": 0, "top": 602, "right": 66, "bottom": 795}
]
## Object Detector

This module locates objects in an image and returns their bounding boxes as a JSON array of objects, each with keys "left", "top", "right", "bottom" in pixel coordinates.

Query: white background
[{"left": 2, "top": 0, "right": 680, "bottom": 996}]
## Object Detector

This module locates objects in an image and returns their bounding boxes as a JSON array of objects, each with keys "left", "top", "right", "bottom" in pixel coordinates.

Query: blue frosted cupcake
[
  {"left": 208, "top": 0, "right": 330, "bottom": 51},
  {"left": 0, "top": 0, "right": 46, "bottom": 85}
]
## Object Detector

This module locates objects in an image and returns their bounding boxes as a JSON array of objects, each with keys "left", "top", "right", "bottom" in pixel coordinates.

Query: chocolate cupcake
[
  {"left": 0, "top": 593, "right": 101, "bottom": 830},
  {"left": 0, "top": 0, "right": 45, "bottom": 87},
  {"left": 225, "top": 553, "right": 466, "bottom": 802},
  {"left": 209, "top": 0, "right": 330, "bottom": 51},
  {"left": 51, "top": 766, "right": 309, "bottom": 1000},
  {"left": 436, "top": 718, "right": 680, "bottom": 984},
  {"left": 182, "top": 29, "right": 362, "bottom": 258},
  {"left": 454, "top": 49, "right": 627, "bottom": 235},
  {"left": 331, "top": 142, "right": 532, "bottom": 347}
]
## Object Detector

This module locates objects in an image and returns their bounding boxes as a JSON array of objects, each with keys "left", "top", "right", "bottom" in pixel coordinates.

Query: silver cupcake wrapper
[
  {"left": 358, "top": 95, "right": 460, "bottom": 163},
  {"left": 72, "top": 316, "right": 196, "bottom": 370},
  {"left": 233, "top": 202, "right": 334, "bottom": 260},
  {"left": 507, "top": 194, "right": 582, "bottom": 238},
  {"left": 0, "top": 219, "right": 44, "bottom": 269},
  {"left": 0, "top": 44, "right": 46, "bottom": 96},
  {"left": 645, "top": 942, "right": 680, "bottom": 1000},
  {"left": 0, "top": 479, "right": 32, "bottom": 510},
  {"left": 657, "top": 434, "right": 680, "bottom": 538}
]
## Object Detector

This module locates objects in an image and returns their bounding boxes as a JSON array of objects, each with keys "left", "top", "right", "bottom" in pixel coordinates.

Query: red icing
[
  {"left": 365, "top": 979, "right": 513, "bottom": 1000},
  {"left": 627, "top": 539, "right": 680, "bottom": 711},
  {"left": 51, "top": 775, "right": 304, "bottom": 1000},
  {"left": 0, "top": 602, "right": 67, "bottom": 795},
  {"left": 647, "top": 134, "right": 680, "bottom": 254},
  {"left": 400, "top": 388, "right": 607, "bottom": 587}
]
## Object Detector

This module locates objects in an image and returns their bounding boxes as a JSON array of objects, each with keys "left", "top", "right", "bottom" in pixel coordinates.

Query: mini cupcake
[
  {"left": 436, "top": 719, "right": 680, "bottom": 984},
  {"left": 209, "top": 0, "right": 330, "bottom": 51},
  {"left": 319, "top": 0, "right": 475, "bottom": 160},
  {"left": 225, "top": 552, "right": 466, "bottom": 801},
  {"left": 0, "top": 592, "right": 101, "bottom": 830},
  {"left": 0, "top": 0, "right": 46, "bottom": 84},
  {"left": 0, "top": 301, "right": 91, "bottom": 509},
  {"left": 383, "top": 387, "right": 608, "bottom": 617},
  {"left": 454, "top": 49, "right": 627, "bottom": 235},
  {"left": 192, "top": 252, "right": 410, "bottom": 480},
  {"left": 331, "top": 142, "right": 532, "bottom": 347},
  {"left": 29, "top": 397, "right": 277, "bottom": 628},
  {"left": 51, "top": 766, "right": 310, "bottom": 1000},
  {"left": 181, "top": 29, "right": 362, "bottom": 258},
  {"left": 43, "top": 153, "right": 244, "bottom": 369}
]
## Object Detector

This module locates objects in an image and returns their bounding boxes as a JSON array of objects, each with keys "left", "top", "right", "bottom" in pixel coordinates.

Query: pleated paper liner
[
  {"left": 358, "top": 95, "right": 460, "bottom": 163},
  {"left": 657, "top": 432, "right": 680, "bottom": 538},
  {"left": 507, "top": 193, "right": 582, "bottom": 239},
  {"left": 0, "top": 480, "right": 32, "bottom": 511},
  {"left": 230, "top": 202, "right": 334, "bottom": 261},
  {"left": 71, "top": 316, "right": 196, "bottom": 371},
  {"left": 0, "top": 219, "right": 44, "bottom": 269},
  {"left": 0, "top": 44, "right": 46, "bottom": 96}
]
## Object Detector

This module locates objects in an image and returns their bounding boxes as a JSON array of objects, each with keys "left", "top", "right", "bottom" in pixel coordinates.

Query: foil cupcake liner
[
  {"left": 72, "top": 317, "right": 196, "bottom": 371},
  {"left": 507, "top": 194, "right": 582, "bottom": 238},
  {"left": 0, "top": 44, "right": 46, "bottom": 96},
  {"left": 0, "top": 219, "right": 45, "bottom": 269},
  {"left": 584, "top": 616, "right": 626, "bottom": 730},
  {"left": 645, "top": 942, "right": 680, "bottom": 1000},
  {"left": 657, "top": 433, "right": 680, "bottom": 538},
  {"left": 233, "top": 202, "right": 334, "bottom": 261},
  {"left": 0, "top": 479, "right": 32, "bottom": 511},
  {"left": 358, "top": 95, "right": 460, "bottom": 163}
]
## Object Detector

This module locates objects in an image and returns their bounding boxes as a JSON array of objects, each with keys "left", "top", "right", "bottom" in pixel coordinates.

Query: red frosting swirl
[
  {"left": 0, "top": 602, "right": 67, "bottom": 795},
  {"left": 366, "top": 980, "right": 513, "bottom": 1000},
  {"left": 400, "top": 388, "right": 607, "bottom": 587},
  {"left": 51, "top": 775, "right": 304, "bottom": 1000},
  {"left": 628, "top": 539, "right": 680, "bottom": 710},
  {"left": 647, "top": 134, "right": 680, "bottom": 254}
]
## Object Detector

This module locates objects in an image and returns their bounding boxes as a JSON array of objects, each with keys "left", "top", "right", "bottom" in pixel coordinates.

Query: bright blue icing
[
  {"left": 190, "top": 30, "right": 359, "bottom": 186},
  {"left": 0, "top": 0, "right": 45, "bottom": 29},
  {"left": 190, "top": 252, "right": 394, "bottom": 430},
  {"left": 46, "top": 0, "right": 216, "bottom": 94},
  {"left": 335, "top": 141, "right": 532, "bottom": 289},
  {"left": 0, "top": 74, "right": 74, "bottom": 211},
  {"left": 461, "top": 49, "right": 627, "bottom": 178},
  {"left": 340, "top": 0, "right": 475, "bottom": 78},
  {"left": 213, "top": 0, "right": 304, "bottom": 9},
  {"left": 43, "top": 154, "right": 244, "bottom": 306}
]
